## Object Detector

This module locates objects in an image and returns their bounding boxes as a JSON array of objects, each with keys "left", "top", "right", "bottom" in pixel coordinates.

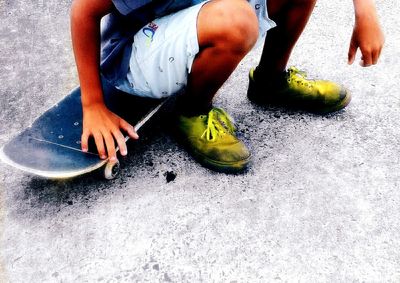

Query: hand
[
  {"left": 81, "top": 103, "right": 139, "bottom": 161},
  {"left": 348, "top": 11, "right": 384, "bottom": 67}
]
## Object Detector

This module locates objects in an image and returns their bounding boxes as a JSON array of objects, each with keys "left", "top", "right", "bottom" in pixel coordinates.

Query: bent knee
[{"left": 198, "top": 0, "right": 259, "bottom": 53}]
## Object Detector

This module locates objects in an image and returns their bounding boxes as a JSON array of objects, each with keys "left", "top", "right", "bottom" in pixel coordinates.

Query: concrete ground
[{"left": 1, "top": 0, "right": 400, "bottom": 282}]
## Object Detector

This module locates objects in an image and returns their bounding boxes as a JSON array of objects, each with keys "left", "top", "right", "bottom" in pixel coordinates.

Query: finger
[
  {"left": 93, "top": 132, "right": 107, "bottom": 159},
  {"left": 348, "top": 42, "right": 357, "bottom": 65},
  {"left": 359, "top": 56, "right": 364, "bottom": 67},
  {"left": 103, "top": 132, "right": 117, "bottom": 162},
  {"left": 372, "top": 49, "right": 379, "bottom": 65},
  {"left": 113, "top": 130, "right": 127, "bottom": 156},
  {"left": 361, "top": 49, "right": 373, "bottom": 67},
  {"left": 378, "top": 47, "right": 383, "bottom": 59},
  {"left": 120, "top": 119, "right": 139, "bottom": 139},
  {"left": 81, "top": 131, "right": 89, "bottom": 152},
  {"left": 376, "top": 47, "right": 383, "bottom": 64}
]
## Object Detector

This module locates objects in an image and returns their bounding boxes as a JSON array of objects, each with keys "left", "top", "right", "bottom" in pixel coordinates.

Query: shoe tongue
[{"left": 185, "top": 107, "right": 212, "bottom": 118}]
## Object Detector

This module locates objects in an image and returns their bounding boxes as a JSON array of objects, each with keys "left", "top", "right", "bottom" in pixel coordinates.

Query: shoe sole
[
  {"left": 172, "top": 129, "right": 251, "bottom": 173},
  {"left": 190, "top": 148, "right": 251, "bottom": 174}
]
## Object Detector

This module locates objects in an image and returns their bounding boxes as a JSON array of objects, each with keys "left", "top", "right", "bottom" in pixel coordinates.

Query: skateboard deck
[{"left": 0, "top": 77, "right": 168, "bottom": 179}]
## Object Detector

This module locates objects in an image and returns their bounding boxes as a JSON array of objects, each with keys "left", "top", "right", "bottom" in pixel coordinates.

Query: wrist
[
  {"left": 81, "top": 87, "right": 105, "bottom": 108},
  {"left": 82, "top": 97, "right": 105, "bottom": 109}
]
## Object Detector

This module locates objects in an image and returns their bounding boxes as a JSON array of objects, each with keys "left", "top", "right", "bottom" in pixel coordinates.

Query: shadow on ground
[{"left": 13, "top": 104, "right": 352, "bottom": 220}]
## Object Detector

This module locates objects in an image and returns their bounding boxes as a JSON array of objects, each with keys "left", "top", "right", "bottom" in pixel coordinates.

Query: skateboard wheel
[{"left": 104, "top": 160, "right": 120, "bottom": 180}]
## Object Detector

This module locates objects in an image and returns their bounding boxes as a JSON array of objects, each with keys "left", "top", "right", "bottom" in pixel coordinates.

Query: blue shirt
[{"left": 101, "top": 0, "right": 204, "bottom": 85}]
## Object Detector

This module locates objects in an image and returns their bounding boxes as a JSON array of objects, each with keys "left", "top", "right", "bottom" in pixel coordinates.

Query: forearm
[
  {"left": 70, "top": 0, "right": 137, "bottom": 159},
  {"left": 70, "top": 0, "right": 113, "bottom": 107},
  {"left": 352, "top": 0, "right": 378, "bottom": 19}
]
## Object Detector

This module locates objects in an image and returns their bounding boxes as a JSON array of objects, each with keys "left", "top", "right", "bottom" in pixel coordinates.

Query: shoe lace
[
  {"left": 287, "top": 67, "right": 316, "bottom": 89},
  {"left": 200, "top": 108, "right": 236, "bottom": 142}
]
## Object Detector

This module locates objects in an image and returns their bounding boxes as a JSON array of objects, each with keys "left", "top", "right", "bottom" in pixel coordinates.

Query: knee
[
  {"left": 199, "top": 0, "right": 259, "bottom": 54},
  {"left": 216, "top": 0, "right": 259, "bottom": 53}
]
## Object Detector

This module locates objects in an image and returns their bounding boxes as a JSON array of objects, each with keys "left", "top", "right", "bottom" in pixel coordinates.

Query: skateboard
[{"left": 0, "top": 76, "right": 168, "bottom": 180}]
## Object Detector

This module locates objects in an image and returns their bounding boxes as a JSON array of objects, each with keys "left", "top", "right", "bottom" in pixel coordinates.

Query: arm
[
  {"left": 71, "top": 0, "right": 138, "bottom": 161},
  {"left": 348, "top": 0, "right": 384, "bottom": 66}
]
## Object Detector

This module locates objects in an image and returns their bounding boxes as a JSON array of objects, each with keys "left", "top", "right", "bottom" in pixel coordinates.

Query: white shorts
[{"left": 116, "top": 0, "right": 276, "bottom": 99}]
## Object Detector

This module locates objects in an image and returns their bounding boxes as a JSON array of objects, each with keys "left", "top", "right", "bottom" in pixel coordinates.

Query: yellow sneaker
[
  {"left": 248, "top": 66, "right": 351, "bottom": 114},
  {"left": 176, "top": 108, "right": 250, "bottom": 173}
]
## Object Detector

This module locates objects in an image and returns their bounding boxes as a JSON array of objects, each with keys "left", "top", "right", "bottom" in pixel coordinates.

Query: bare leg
[
  {"left": 257, "top": 0, "right": 317, "bottom": 77},
  {"left": 179, "top": 0, "right": 259, "bottom": 115},
  {"left": 247, "top": 0, "right": 350, "bottom": 114}
]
